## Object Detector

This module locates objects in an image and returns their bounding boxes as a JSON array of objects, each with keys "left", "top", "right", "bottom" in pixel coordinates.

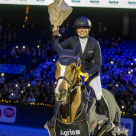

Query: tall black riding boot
[{"left": 98, "top": 96, "right": 115, "bottom": 132}]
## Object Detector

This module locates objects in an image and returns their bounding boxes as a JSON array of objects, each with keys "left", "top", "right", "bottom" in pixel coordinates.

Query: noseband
[{"left": 56, "top": 55, "right": 80, "bottom": 94}]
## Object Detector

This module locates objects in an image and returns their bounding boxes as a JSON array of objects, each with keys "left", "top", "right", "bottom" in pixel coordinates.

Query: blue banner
[{"left": 0, "top": 64, "right": 26, "bottom": 75}]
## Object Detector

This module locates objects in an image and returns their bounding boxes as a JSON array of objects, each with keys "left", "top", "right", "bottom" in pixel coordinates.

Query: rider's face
[{"left": 77, "top": 26, "right": 89, "bottom": 38}]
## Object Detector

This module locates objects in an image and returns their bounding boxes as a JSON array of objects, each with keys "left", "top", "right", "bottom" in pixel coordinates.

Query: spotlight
[
  {"left": 131, "top": 63, "right": 133, "bottom": 65},
  {"left": 37, "top": 45, "right": 40, "bottom": 48},
  {"left": 11, "top": 93, "right": 14, "bottom": 96},
  {"left": 128, "top": 71, "right": 131, "bottom": 74},
  {"left": 23, "top": 46, "right": 25, "bottom": 49},
  {"left": 20, "top": 91, "right": 23, "bottom": 93},
  {"left": 131, "top": 70, "right": 133, "bottom": 72},
  {"left": 122, "top": 106, "right": 124, "bottom": 109},
  {"left": 15, "top": 84, "right": 18, "bottom": 87},
  {"left": 16, "top": 46, "right": 18, "bottom": 48},
  {"left": 111, "top": 61, "right": 113, "bottom": 64},
  {"left": 28, "top": 84, "right": 30, "bottom": 87},
  {"left": 53, "top": 59, "right": 55, "bottom": 62},
  {"left": 116, "top": 84, "right": 118, "bottom": 87},
  {"left": 1, "top": 73, "right": 4, "bottom": 76}
]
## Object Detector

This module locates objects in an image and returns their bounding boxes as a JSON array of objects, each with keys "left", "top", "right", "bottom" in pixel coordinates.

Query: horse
[{"left": 45, "top": 40, "right": 128, "bottom": 136}]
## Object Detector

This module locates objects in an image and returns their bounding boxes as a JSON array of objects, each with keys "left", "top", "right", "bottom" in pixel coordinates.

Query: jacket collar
[{"left": 73, "top": 36, "right": 92, "bottom": 43}]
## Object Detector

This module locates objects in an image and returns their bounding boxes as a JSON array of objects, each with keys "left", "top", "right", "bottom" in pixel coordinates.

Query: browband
[{"left": 59, "top": 55, "right": 77, "bottom": 61}]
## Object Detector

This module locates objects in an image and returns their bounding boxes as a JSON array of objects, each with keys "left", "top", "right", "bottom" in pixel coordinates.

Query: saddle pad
[{"left": 55, "top": 118, "right": 89, "bottom": 136}]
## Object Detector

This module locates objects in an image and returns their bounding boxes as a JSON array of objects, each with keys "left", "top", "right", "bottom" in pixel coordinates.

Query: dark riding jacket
[{"left": 52, "top": 36, "right": 102, "bottom": 81}]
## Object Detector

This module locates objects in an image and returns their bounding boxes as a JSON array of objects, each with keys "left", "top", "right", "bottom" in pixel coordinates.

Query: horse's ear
[
  {"left": 73, "top": 40, "right": 81, "bottom": 57},
  {"left": 54, "top": 40, "right": 63, "bottom": 55}
]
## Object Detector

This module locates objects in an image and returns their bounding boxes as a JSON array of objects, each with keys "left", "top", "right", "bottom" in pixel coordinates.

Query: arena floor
[{"left": 0, "top": 124, "right": 49, "bottom": 136}]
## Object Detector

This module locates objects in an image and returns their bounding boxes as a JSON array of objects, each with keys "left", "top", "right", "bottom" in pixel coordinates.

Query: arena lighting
[
  {"left": 59, "top": 34, "right": 61, "bottom": 37},
  {"left": 111, "top": 61, "right": 113, "bottom": 64},
  {"left": 53, "top": 59, "right": 55, "bottom": 61},
  {"left": 28, "top": 84, "right": 31, "bottom": 86},
  {"left": 116, "top": 84, "right": 118, "bottom": 87},
  {"left": 135, "top": 59, "right": 136, "bottom": 61},
  {"left": 15, "top": 84, "right": 18, "bottom": 87},
  {"left": 23, "top": 46, "right": 25, "bottom": 49},
  {"left": 16, "top": 46, "right": 18, "bottom": 48},
  {"left": 37, "top": 45, "right": 40, "bottom": 48},
  {"left": 122, "top": 106, "right": 124, "bottom": 108},
  {"left": 131, "top": 70, "right": 133, "bottom": 72},
  {"left": 11, "top": 93, "right": 14, "bottom": 96},
  {"left": 131, "top": 63, "right": 133, "bottom": 65},
  {"left": 1, "top": 73, "right": 4, "bottom": 76},
  {"left": 128, "top": 71, "right": 131, "bottom": 74},
  {"left": 55, "top": 82, "right": 57, "bottom": 84},
  {"left": 20, "top": 91, "right": 23, "bottom": 93}
]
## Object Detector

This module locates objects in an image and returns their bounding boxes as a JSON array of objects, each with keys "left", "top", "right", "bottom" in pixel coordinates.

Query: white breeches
[{"left": 89, "top": 76, "right": 103, "bottom": 100}]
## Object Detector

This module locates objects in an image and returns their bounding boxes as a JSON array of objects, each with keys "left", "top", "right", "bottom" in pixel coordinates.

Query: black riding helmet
[{"left": 73, "top": 16, "right": 92, "bottom": 28}]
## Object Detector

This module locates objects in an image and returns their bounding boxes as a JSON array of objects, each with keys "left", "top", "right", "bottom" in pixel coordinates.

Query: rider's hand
[{"left": 52, "top": 26, "right": 59, "bottom": 33}]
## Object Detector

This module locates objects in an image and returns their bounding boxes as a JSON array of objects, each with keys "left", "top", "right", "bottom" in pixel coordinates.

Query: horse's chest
[{"left": 55, "top": 119, "right": 90, "bottom": 136}]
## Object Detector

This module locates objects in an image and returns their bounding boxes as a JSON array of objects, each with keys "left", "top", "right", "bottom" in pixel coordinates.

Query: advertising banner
[
  {"left": 0, "top": 105, "right": 17, "bottom": 123},
  {"left": 0, "top": 64, "right": 26, "bottom": 75},
  {"left": 0, "top": 0, "right": 136, "bottom": 9},
  {"left": 120, "top": 118, "right": 134, "bottom": 136}
]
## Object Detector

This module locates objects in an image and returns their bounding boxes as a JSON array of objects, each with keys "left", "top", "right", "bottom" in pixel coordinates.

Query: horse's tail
[{"left": 116, "top": 125, "right": 129, "bottom": 136}]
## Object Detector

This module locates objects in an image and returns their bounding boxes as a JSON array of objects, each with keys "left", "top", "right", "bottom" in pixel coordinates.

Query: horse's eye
[{"left": 72, "top": 65, "right": 76, "bottom": 71}]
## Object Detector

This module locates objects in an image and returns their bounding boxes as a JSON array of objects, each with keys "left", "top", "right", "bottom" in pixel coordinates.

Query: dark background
[{"left": 0, "top": 4, "right": 136, "bottom": 39}]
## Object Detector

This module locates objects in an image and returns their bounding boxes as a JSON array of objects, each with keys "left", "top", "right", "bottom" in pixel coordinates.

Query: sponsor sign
[
  {"left": 0, "top": 105, "right": 16, "bottom": 123},
  {"left": 55, "top": 119, "right": 89, "bottom": 136},
  {"left": 128, "top": 1, "right": 136, "bottom": 6},
  {"left": 120, "top": 118, "right": 134, "bottom": 136},
  {"left": 0, "top": 0, "right": 136, "bottom": 9}
]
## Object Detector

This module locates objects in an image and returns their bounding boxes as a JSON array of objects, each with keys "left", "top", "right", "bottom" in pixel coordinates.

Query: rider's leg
[{"left": 89, "top": 76, "right": 115, "bottom": 132}]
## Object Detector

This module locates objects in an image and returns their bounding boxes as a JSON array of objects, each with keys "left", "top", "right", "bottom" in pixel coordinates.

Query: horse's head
[{"left": 54, "top": 40, "right": 81, "bottom": 104}]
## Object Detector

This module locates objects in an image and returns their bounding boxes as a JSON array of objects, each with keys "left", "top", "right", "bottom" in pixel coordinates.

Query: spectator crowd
[{"left": 0, "top": 18, "right": 136, "bottom": 113}]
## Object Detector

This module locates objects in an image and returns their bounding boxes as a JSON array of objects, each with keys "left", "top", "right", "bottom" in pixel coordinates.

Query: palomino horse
[{"left": 45, "top": 40, "right": 128, "bottom": 136}]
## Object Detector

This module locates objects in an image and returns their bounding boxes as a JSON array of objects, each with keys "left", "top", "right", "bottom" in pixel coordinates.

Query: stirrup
[{"left": 106, "top": 121, "right": 115, "bottom": 132}]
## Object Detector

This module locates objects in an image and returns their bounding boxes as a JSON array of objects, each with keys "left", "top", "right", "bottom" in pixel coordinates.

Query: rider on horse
[{"left": 52, "top": 16, "right": 115, "bottom": 132}]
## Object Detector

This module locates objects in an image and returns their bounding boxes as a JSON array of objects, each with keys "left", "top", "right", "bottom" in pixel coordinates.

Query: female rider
[{"left": 52, "top": 16, "right": 115, "bottom": 132}]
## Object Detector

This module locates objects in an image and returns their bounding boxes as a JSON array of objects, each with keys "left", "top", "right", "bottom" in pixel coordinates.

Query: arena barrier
[
  {"left": 0, "top": 100, "right": 54, "bottom": 128},
  {"left": 0, "top": 100, "right": 135, "bottom": 136}
]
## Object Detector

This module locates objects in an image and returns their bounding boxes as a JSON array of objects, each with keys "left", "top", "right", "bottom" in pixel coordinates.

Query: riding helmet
[{"left": 73, "top": 16, "right": 92, "bottom": 28}]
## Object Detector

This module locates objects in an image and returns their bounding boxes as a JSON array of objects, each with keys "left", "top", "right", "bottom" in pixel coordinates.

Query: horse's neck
[{"left": 61, "top": 87, "right": 81, "bottom": 123}]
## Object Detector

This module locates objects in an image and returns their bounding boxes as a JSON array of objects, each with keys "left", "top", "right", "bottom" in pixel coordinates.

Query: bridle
[
  {"left": 55, "top": 55, "right": 83, "bottom": 122},
  {"left": 55, "top": 55, "right": 90, "bottom": 122},
  {"left": 56, "top": 55, "right": 82, "bottom": 94}
]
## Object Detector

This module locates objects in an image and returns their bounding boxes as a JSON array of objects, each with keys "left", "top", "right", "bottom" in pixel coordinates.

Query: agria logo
[
  {"left": 71, "top": 0, "right": 81, "bottom": 3},
  {"left": 109, "top": 1, "right": 118, "bottom": 4},
  {"left": 60, "top": 129, "right": 80, "bottom": 135},
  {"left": 20, "top": 0, "right": 27, "bottom": 2},
  {"left": 128, "top": 1, "right": 136, "bottom": 5},
  {"left": 90, "top": 0, "right": 99, "bottom": 3},
  {"left": 36, "top": 0, "right": 44, "bottom": 1}
]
